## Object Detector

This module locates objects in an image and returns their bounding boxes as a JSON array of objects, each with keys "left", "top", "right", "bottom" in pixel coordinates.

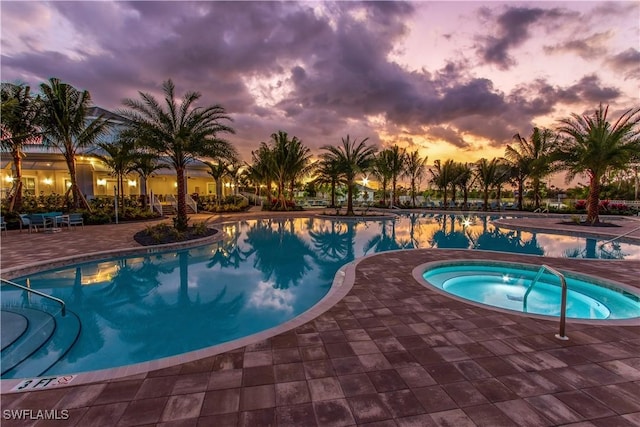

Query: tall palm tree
[
  {"left": 454, "top": 162, "right": 475, "bottom": 210},
  {"left": 372, "top": 152, "right": 392, "bottom": 206},
  {"left": 320, "top": 135, "right": 377, "bottom": 216},
  {"left": 247, "top": 143, "right": 275, "bottom": 207},
  {"left": 383, "top": 145, "right": 406, "bottom": 207},
  {"left": 508, "top": 128, "right": 556, "bottom": 209},
  {"left": 314, "top": 154, "right": 344, "bottom": 208},
  {"left": 120, "top": 79, "right": 236, "bottom": 230},
  {"left": 269, "top": 131, "right": 312, "bottom": 209},
  {"left": 94, "top": 137, "right": 137, "bottom": 211},
  {"left": 1, "top": 82, "right": 41, "bottom": 212},
  {"left": 404, "top": 150, "right": 428, "bottom": 208},
  {"left": 39, "top": 78, "right": 111, "bottom": 210},
  {"left": 430, "top": 159, "right": 456, "bottom": 209},
  {"left": 475, "top": 157, "right": 500, "bottom": 211},
  {"left": 556, "top": 104, "right": 640, "bottom": 224},
  {"left": 130, "top": 152, "right": 168, "bottom": 209},
  {"left": 204, "top": 159, "right": 230, "bottom": 205}
]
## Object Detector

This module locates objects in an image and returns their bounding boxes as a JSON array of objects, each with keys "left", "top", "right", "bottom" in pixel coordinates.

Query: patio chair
[
  {"left": 0, "top": 216, "right": 7, "bottom": 236},
  {"left": 18, "top": 214, "right": 34, "bottom": 233},
  {"left": 28, "top": 214, "right": 51, "bottom": 232},
  {"left": 62, "top": 213, "right": 84, "bottom": 230}
]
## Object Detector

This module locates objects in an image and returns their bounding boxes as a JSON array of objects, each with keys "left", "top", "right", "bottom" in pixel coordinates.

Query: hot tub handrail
[
  {"left": 1, "top": 277, "right": 66, "bottom": 317},
  {"left": 523, "top": 264, "right": 568, "bottom": 341}
]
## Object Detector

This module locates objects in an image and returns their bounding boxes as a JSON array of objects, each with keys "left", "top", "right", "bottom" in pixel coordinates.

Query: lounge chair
[
  {"left": 18, "top": 214, "right": 33, "bottom": 233},
  {"left": 0, "top": 216, "right": 7, "bottom": 236},
  {"left": 61, "top": 213, "right": 84, "bottom": 229}
]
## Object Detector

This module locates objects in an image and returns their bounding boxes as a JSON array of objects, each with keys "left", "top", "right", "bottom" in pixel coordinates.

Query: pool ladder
[{"left": 523, "top": 265, "right": 568, "bottom": 341}]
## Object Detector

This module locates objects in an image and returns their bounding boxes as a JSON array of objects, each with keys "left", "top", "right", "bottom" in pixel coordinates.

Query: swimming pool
[
  {"left": 421, "top": 261, "right": 640, "bottom": 320},
  {"left": 2, "top": 214, "right": 639, "bottom": 379}
]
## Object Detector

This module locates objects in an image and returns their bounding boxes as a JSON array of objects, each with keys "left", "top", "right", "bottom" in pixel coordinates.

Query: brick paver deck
[{"left": 1, "top": 212, "right": 639, "bottom": 426}]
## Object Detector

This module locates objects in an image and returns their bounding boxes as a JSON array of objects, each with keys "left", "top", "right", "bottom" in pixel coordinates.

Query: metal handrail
[
  {"left": 186, "top": 194, "right": 198, "bottom": 213},
  {"left": 523, "top": 265, "right": 568, "bottom": 340},
  {"left": 1, "top": 278, "right": 66, "bottom": 316}
]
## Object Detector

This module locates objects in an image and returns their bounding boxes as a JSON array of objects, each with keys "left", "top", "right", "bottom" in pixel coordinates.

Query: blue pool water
[
  {"left": 2, "top": 214, "right": 640, "bottom": 379},
  {"left": 423, "top": 263, "right": 640, "bottom": 319}
]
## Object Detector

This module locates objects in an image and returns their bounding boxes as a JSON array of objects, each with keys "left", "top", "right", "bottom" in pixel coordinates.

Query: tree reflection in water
[
  {"left": 430, "top": 215, "right": 471, "bottom": 249},
  {"left": 309, "top": 220, "right": 356, "bottom": 282},
  {"left": 243, "top": 218, "right": 314, "bottom": 289}
]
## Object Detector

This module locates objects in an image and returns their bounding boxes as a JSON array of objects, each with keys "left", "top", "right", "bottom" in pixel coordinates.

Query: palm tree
[
  {"left": 320, "top": 135, "right": 377, "bottom": 216},
  {"left": 247, "top": 143, "right": 275, "bottom": 207},
  {"left": 38, "top": 78, "right": 111, "bottom": 210},
  {"left": 404, "top": 150, "right": 428, "bottom": 208},
  {"left": 94, "top": 137, "right": 137, "bottom": 211},
  {"left": 372, "top": 152, "right": 392, "bottom": 206},
  {"left": 314, "top": 154, "right": 344, "bottom": 208},
  {"left": 475, "top": 157, "right": 500, "bottom": 211},
  {"left": 556, "top": 104, "right": 640, "bottom": 224},
  {"left": 382, "top": 145, "right": 406, "bottom": 207},
  {"left": 264, "top": 131, "right": 312, "bottom": 210},
  {"left": 130, "top": 152, "right": 168, "bottom": 209},
  {"left": 430, "top": 159, "right": 456, "bottom": 208},
  {"left": 508, "top": 128, "right": 556, "bottom": 209},
  {"left": 1, "top": 82, "right": 41, "bottom": 212},
  {"left": 454, "top": 162, "right": 475, "bottom": 210},
  {"left": 120, "top": 79, "right": 236, "bottom": 230},
  {"left": 205, "top": 159, "right": 230, "bottom": 205}
]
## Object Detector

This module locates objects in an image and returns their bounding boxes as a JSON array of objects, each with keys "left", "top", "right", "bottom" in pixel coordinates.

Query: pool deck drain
[{"left": 1, "top": 212, "right": 639, "bottom": 426}]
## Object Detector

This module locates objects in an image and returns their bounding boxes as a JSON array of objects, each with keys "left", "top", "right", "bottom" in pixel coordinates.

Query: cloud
[
  {"left": 543, "top": 31, "right": 612, "bottom": 60},
  {"left": 608, "top": 48, "right": 640, "bottom": 80},
  {"left": 1, "top": 1, "right": 637, "bottom": 162},
  {"left": 475, "top": 6, "right": 574, "bottom": 70}
]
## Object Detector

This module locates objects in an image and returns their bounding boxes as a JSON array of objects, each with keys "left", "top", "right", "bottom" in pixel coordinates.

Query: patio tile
[
  {"left": 172, "top": 373, "right": 210, "bottom": 394},
  {"left": 429, "top": 409, "right": 477, "bottom": 427},
  {"left": 554, "top": 390, "right": 615, "bottom": 419},
  {"left": 442, "top": 381, "right": 490, "bottom": 407},
  {"left": 201, "top": 388, "right": 240, "bottom": 415},
  {"left": 238, "top": 408, "right": 276, "bottom": 426},
  {"left": 207, "top": 368, "right": 243, "bottom": 390},
  {"left": 367, "top": 369, "right": 408, "bottom": 392},
  {"left": 276, "top": 403, "right": 318, "bottom": 427},
  {"left": 242, "top": 350, "right": 273, "bottom": 367},
  {"left": 412, "top": 385, "right": 458, "bottom": 413},
  {"left": 117, "top": 396, "right": 167, "bottom": 426},
  {"left": 337, "top": 373, "right": 377, "bottom": 397},
  {"left": 304, "top": 359, "right": 336, "bottom": 379},
  {"left": 396, "top": 366, "right": 436, "bottom": 388},
  {"left": 77, "top": 403, "right": 128, "bottom": 426},
  {"left": 160, "top": 393, "right": 205, "bottom": 422},
  {"left": 300, "top": 345, "right": 329, "bottom": 361},
  {"left": 358, "top": 353, "right": 393, "bottom": 372},
  {"left": 240, "top": 385, "right": 275, "bottom": 411},
  {"left": 308, "top": 377, "right": 344, "bottom": 401},
  {"left": 524, "top": 394, "right": 582, "bottom": 425},
  {"left": 273, "top": 348, "right": 302, "bottom": 364},
  {"left": 196, "top": 413, "right": 237, "bottom": 427},
  {"left": 471, "top": 378, "right": 519, "bottom": 402},
  {"left": 331, "top": 356, "right": 365, "bottom": 375},
  {"left": 274, "top": 362, "right": 306, "bottom": 382},
  {"left": 93, "top": 380, "right": 143, "bottom": 405},
  {"left": 378, "top": 389, "right": 425, "bottom": 418},
  {"left": 463, "top": 403, "right": 519, "bottom": 427},
  {"left": 54, "top": 384, "right": 107, "bottom": 409},
  {"left": 347, "top": 394, "right": 391, "bottom": 424},
  {"left": 274, "top": 381, "right": 311, "bottom": 406},
  {"left": 242, "top": 365, "right": 274, "bottom": 386},
  {"left": 313, "top": 398, "right": 356, "bottom": 427},
  {"left": 494, "top": 399, "right": 553, "bottom": 427}
]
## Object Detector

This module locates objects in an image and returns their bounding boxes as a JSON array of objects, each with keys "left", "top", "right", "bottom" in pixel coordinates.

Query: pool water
[
  {"left": 2, "top": 214, "right": 640, "bottom": 379},
  {"left": 423, "top": 264, "right": 640, "bottom": 319}
]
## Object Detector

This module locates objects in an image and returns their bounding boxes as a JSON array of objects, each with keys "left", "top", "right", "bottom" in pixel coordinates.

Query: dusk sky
[{"left": 2, "top": 1, "right": 639, "bottom": 165}]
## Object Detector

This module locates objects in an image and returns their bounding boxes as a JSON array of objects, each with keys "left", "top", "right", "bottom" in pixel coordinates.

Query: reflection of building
[{"left": 0, "top": 107, "right": 234, "bottom": 201}]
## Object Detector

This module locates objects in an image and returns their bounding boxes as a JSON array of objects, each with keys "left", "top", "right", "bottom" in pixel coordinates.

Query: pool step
[
  {"left": 1, "top": 310, "right": 29, "bottom": 351},
  {"left": 0, "top": 307, "right": 81, "bottom": 379}
]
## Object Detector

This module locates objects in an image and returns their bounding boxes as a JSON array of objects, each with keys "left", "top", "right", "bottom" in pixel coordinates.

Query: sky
[{"left": 2, "top": 1, "right": 639, "bottom": 168}]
